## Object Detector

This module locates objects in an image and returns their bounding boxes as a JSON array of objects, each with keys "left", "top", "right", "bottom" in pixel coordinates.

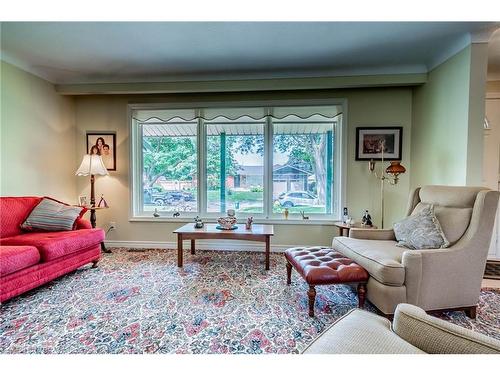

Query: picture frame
[
  {"left": 86, "top": 132, "right": 116, "bottom": 171},
  {"left": 355, "top": 127, "right": 403, "bottom": 161},
  {"left": 78, "top": 196, "right": 88, "bottom": 207}
]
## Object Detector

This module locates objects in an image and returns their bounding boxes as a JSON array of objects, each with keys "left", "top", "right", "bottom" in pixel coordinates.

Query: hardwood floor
[{"left": 482, "top": 278, "right": 500, "bottom": 288}]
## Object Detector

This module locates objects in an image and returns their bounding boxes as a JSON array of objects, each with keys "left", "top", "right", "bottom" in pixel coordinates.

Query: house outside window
[{"left": 130, "top": 102, "right": 345, "bottom": 222}]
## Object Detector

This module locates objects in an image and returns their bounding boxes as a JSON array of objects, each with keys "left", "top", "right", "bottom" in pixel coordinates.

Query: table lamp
[{"left": 75, "top": 154, "right": 109, "bottom": 208}]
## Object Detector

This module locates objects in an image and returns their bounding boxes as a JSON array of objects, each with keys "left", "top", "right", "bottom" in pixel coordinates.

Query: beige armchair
[
  {"left": 303, "top": 303, "right": 500, "bottom": 354},
  {"left": 332, "top": 185, "right": 499, "bottom": 316}
]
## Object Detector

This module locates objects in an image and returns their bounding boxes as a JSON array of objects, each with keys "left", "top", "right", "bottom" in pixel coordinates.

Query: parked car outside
[
  {"left": 144, "top": 188, "right": 195, "bottom": 206},
  {"left": 278, "top": 191, "right": 318, "bottom": 207}
]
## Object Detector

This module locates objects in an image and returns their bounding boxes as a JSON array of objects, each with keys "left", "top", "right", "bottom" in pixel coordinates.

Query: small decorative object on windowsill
[
  {"left": 361, "top": 210, "right": 373, "bottom": 227},
  {"left": 153, "top": 208, "right": 160, "bottom": 218},
  {"left": 300, "top": 211, "right": 309, "bottom": 220},
  {"left": 97, "top": 194, "right": 108, "bottom": 208},
  {"left": 245, "top": 217, "right": 253, "bottom": 230},
  {"left": 284, "top": 207, "right": 289, "bottom": 220},
  {"left": 173, "top": 211, "right": 180, "bottom": 218},
  {"left": 194, "top": 216, "right": 204, "bottom": 228}
]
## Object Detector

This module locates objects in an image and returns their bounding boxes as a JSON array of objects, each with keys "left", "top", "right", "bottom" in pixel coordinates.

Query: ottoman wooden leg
[
  {"left": 307, "top": 285, "right": 317, "bottom": 317},
  {"left": 286, "top": 261, "right": 292, "bottom": 285},
  {"left": 357, "top": 283, "right": 367, "bottom": 308}
]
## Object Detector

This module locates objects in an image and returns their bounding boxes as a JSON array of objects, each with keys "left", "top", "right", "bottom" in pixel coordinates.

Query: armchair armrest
[
  {"left": 392, "top": 303, "right": 500, "bottom": 354},
  {"left": 75, "top": 218, "right": 92, "bottom": 230},
  {"left": 402, "top": 244, "right": 485, "bottom": 308},
  {"left": 349, "top": 228, "right": 396, "bottom": 241}
]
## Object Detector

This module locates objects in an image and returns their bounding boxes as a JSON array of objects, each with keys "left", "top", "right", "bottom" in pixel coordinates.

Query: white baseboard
[{"left": 104, "top": 240, "right": 311, "bottom": 252}]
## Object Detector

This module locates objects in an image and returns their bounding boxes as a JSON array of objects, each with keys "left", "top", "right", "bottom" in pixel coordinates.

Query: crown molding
[{"left": 54, "top": 73, "right": 428, "bottom": 95}]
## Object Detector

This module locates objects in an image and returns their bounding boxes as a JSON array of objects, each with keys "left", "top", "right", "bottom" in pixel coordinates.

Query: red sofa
[{"left": 0, "top": 197, "right": 104, "bottom": 303}]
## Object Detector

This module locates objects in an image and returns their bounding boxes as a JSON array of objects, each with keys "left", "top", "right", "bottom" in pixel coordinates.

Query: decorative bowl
[{"left": 217, "top": 216, "right": 237, "bottom": 230}]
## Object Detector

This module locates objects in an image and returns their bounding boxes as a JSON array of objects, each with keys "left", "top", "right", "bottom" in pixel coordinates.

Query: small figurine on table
[
  {"left": 97, "top": 194, "right": 108, "bottom": 208},
  {"left": 245, "top": 216, "right": 253, "bottom": 230},
  {"left": 362, "top": 210, "right": 373, "bottom": 227},
  {"left": 194, "top": 216, "right": 204, "bottom": 228}
]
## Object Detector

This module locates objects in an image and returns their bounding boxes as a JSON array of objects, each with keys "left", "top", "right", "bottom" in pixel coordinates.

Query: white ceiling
[{"left": 1, "top": 22, "right": 499, "bottom": 84}]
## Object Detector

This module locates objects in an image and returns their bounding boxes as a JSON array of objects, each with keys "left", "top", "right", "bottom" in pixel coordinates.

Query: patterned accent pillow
[
  {"left": 21, "top": 198, "right": 86, "bottom": 232},
  {"left": 393, "top": 205, "right": 449, "bottom": 250}
]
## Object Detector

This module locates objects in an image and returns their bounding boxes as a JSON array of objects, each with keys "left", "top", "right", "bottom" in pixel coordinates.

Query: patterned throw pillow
[
  {"left": 21, "top": 198, "right": 85, "bottom": 232},
  {"left": 393, "top": 205, "right": 449, "bottom": 250}
]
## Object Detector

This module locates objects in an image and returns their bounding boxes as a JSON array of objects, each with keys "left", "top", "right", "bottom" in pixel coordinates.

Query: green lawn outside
[{"left": 207, "top": 190, "right": 263, "bottom": 203}]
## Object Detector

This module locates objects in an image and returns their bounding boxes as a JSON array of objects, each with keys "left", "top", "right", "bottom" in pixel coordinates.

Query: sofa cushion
[
  {"left": 1, "top": 229, "right": 104, "bottom": 262},
  {"left": 0, "top": 246, "right": 41, "bottom": 276},
  {"left": 0, "top": 197, "right": 42, "bottom": 238},
  {"left": 332, "top": 237, "right": 406, "bottom": 286},
  {"left": 303, "top": 308, "right": 424, "bottom": 354},
  {"left": 21, "top": 197, "right": 86, "bottom": 232}
]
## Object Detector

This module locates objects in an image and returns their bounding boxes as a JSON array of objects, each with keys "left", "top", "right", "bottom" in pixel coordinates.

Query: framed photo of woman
[{"left": 86, "top": 132, "right": 116, "bottom": 171}]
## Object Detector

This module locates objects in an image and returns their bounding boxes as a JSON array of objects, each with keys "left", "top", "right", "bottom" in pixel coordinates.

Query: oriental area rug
[{"left": 1, "top": 248, "right": 499, "bottom": 354}]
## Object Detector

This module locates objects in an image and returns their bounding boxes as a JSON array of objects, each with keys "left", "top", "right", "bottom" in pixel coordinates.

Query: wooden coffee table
[{"left": 174, "top": 223, "right": 274, "bottom": 270}]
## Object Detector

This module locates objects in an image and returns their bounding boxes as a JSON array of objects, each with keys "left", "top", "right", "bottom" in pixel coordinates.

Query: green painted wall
[
  {"left": 411, "top": 47, "right": 471, "bottom": 187},
  {"left": 0, "top": 61, "right": 77, "bottom": 202},
  {"left": 411, "top": 44, "right": 489, "bottom": 188}
]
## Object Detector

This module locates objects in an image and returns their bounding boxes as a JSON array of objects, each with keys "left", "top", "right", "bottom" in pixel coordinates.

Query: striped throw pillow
[{"left": 21, "top": 198, "right": 85, "bottom": 232}]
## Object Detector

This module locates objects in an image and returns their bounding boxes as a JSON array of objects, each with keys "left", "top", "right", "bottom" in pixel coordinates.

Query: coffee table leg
[
  {"left": 191, "top": 239, "right": 195, "bottom": 255},
  {"left": 265, "top": 236, "right": 270, "bottom": 270},
  {"left": 177, "top": 234, "right": 183, "bottom": 267}
]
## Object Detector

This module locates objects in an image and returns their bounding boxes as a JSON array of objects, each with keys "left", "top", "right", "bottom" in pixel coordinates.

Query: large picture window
[{"left": 131, "top": 103, "right": 344, "bottom": 221}]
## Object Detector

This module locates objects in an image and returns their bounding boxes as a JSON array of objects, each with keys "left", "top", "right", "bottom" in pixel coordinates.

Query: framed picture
[
  {"left": 86, "top": 132, "right": 116, "bottom": 171},
  {"left": 355, "top": 127, "right": 403, "bottom": 161},
  {"left": 78, "top": 196, "right": 88, "bottom": 207}
]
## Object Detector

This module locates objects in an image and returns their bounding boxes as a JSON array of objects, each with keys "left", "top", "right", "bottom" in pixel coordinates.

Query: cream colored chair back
[{"left": 406, "top": 186, "right": 487, "bottom": 245}]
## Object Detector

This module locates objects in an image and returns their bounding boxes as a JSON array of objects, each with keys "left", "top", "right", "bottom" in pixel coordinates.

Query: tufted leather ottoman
[{"left": 285, "top": 246, "right": 369, "bottom": 317}]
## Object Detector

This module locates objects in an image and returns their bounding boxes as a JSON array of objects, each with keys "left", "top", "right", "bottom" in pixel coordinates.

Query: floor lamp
[{"left": 368, "top": 140, "right": 406, "bottom": 228}]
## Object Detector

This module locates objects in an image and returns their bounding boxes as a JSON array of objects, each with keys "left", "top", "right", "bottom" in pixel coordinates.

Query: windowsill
[{"left": 129, "top": 216, "right": 339, "bottom": 226}]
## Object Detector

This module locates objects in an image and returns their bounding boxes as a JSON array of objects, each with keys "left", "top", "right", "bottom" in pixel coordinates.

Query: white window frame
[{"left": 129, "top": 98, "right": 347, "bottom": 224}]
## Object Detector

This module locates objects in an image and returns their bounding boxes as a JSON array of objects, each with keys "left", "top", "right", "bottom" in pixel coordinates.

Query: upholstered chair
[
  {"left": 303, "top": 303, "right": 500, "bottom": 354},
  {"left": 332, "top": 186, "right": 499, "bottom": 316}
]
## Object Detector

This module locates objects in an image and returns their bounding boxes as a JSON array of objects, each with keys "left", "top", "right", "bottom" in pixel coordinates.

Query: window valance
[{"left": 132, "top": 105, "right": 342, "bottom": 123}]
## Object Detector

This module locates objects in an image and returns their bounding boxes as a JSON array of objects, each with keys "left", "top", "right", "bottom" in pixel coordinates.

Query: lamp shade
[
  {"left": 75, "top": 155, "right": 109, "bottom": 176},
  {"left": 385, "top": 161, "right": 406, "bottom": 177}
]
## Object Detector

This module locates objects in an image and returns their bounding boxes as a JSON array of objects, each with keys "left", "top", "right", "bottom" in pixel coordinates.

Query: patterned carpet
[{"left": 1, "top": 248, "right": 499, "bottom": 354}]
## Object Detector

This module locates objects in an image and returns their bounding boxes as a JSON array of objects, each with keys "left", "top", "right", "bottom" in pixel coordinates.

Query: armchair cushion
[
  {"left": 333, "top": 237, "right": 406, "bottom": 286},
  {"left": 303, "top": 308, "right": 424, "bottom": 354},
  {"left": 412, "top": 185, "right": 484, "bottom": 245},
  {"left": 394, "top": 205, "right": 449, "bottom": 250}
]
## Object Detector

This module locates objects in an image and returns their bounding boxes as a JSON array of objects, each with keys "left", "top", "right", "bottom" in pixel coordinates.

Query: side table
[
  {"left": 85, "top": 206, "right": 111, "bottom": 253},
  {"left": 333, "top": 222, "right": 377, "bottom": 237}
]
